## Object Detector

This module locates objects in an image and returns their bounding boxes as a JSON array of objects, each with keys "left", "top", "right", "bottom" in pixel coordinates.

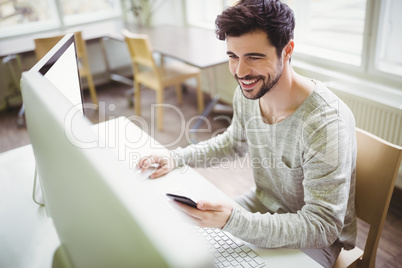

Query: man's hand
[
  {"left": 137, "top": 155, "right": 176, "bottom": 179},
  {"left": 173, "top": 200, "right": 233, "bottom": 229}
]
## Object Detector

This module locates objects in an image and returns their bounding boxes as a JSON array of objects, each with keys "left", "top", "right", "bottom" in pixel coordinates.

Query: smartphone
[{"left": 166, "top": 193, "right": 198, "bottom": 208}]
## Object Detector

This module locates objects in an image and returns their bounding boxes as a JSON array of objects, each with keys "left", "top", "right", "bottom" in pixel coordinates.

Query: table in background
[{"left": 105, "top": 25, "right": 232, "bottom": 139}]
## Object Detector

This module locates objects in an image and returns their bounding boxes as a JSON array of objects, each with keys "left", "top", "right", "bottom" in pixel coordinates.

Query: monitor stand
[
  {"left": 32, "top": 167, "right": 45, "bottom": 206},
  {"left": 52, "top": 245, "right": 74, "bottom": 268}
]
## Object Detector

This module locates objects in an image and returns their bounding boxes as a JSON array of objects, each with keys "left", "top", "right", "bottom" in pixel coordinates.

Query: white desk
[{"left": 0, "top": 117, "right": 321, "bottom": 268}]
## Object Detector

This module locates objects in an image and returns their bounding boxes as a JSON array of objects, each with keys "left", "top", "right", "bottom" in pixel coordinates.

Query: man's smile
[{"left": 238, "top": 77, "right": 262, "bottom": 90}]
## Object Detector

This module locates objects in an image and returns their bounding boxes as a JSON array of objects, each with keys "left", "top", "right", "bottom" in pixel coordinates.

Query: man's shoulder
[
  {"left": 308, "top": 81, "right": 354, "bottom": 118},
  {"left": 300, "top": 80, "right": 356, "bottom": 137}
]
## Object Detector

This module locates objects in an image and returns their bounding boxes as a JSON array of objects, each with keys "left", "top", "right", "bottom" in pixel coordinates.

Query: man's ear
[{"left": 283, "top": 40, "right": 294, "bottom": 61}]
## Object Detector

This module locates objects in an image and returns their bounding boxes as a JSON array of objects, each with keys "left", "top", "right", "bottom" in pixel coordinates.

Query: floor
[{"left": 0, "top": 82, "right": 401, "bottom": 267}]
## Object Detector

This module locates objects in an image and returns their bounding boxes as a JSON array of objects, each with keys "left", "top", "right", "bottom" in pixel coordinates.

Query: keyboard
[
  {"left": 195, "top": 227, "right": 266, "bottom": 268},
  {"left": 160, "top": 191, "right": 266, "bottom": 267}
]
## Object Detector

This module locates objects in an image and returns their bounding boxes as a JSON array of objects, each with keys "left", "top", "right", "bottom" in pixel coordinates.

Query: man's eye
[
  {"left": 249, "top": 57, "right": 260, "bottom": 60},
  {"left": 228, "top": 55, "right": 238, "bottom": 59}
]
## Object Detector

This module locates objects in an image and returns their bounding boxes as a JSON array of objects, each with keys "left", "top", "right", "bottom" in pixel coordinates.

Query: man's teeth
[{"left": 242, "top": 79, "right": 257, "bottom": 85}]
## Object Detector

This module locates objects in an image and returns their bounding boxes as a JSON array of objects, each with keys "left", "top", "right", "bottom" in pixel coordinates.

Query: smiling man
[{"left": 138, "top": 1, "right": 357, "bottom": 267}]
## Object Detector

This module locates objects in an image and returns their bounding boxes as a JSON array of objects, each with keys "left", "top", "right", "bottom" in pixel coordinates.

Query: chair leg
[
  {"left": 86, "top": 74, "right": 98, "bottom": 108},
  {"left": 134, "top": 81, "right": 141, "bottom": 115},
  {"left": 196, "top": 74, "right": 204, "bottom": 113},
  {"left": 156, "top": 88, "right": 164, "bottom": 131},
  {"left": 175, "top": 84, "right": 183, "bottom": 104}
]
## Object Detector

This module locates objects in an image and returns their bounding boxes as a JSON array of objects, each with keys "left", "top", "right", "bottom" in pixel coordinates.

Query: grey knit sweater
[{"left": 173, "top": 81, "right": 357, "bottom": 250}]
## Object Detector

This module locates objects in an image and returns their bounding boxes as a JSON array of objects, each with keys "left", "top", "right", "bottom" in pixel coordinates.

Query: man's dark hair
[{"left": 215, "top": 0, "right": 295, "bottom": 58}]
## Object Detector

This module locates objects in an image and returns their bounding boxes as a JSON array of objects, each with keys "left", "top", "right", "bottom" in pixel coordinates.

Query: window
[
  {"left": 0, "top": 0, "right": 59, "bottom": 38},
  {"left": 184, "top": 0, "right": 402, "bottom": 88},
  {"left": 375, "top": 0, "right": 402, "bottom": 77},
  {"left": 62, "top": 1, "right": 120, "bottom": 25},
  {"left": 285, "top": 0, "right": 367, "bottom": 66},
  {"left": 185, "top": 0, "right": 224, "bottom": 29},
  {"left": 185, "top": 0, "right": 236, "bottom": 29},
  {"left": 0, "top": 0, "right": 121, "bottom": 39}
]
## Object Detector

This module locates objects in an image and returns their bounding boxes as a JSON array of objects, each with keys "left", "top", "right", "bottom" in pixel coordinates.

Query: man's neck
[{"left": 259, "top": 67, "right": 314, "bottom": 124}]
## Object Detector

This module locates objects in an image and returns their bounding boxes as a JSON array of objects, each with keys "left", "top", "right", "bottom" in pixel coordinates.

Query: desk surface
[{"left": 0, "top": 117, "right": 321, "bottom": 268}]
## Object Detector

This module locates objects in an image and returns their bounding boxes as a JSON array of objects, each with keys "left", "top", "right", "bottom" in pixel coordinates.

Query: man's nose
[{"left": 235, "top": 60, "right": 251, "bottom": 78}]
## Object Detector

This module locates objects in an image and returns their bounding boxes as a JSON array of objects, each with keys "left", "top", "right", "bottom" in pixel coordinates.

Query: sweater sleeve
[{"left": 172, "top": 89, "right": 248, "bottom": 168}]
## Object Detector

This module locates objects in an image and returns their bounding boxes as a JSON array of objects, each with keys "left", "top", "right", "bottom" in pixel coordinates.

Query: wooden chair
[
  {"left": 334, "top": 128, "right": 402, "bottom": 268},
  {"left": 122, "top": 29, "right": 204, "bottom": 131},
  {"left": 34, "top": 32, "right": 98, "bottom": 106}
]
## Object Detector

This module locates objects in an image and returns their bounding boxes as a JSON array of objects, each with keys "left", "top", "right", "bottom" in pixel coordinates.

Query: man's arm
[
  {"left": 222, "top": 119, "right": 356, "bottom": 249},
  {"left": 139, "top": 88, "right": 248, "bottom": 177}
]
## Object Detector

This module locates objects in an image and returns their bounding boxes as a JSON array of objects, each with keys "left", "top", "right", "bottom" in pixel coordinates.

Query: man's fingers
[
  {"left": 137, "top": 155, "right": 175, "bottom": 178},
  {"left": 197, "top": 200, "right": 223, "bottom": 211},
  {"left": 173, "top": 201, "right": 203, "bottom": 219},
  {"left": 137, "top": 155, "right": 161, "bottom": 170},
  {"left": 169, "top": 201, "right": 201, "bottom": 224},
  {"left": 137, "top": 155, "right": 152, "bottom": 169},
  {"left": 172, "top": 200, "right": 233, "bottom": 229},
  {"left": 149, "top": 166, "right": 169, "bottom": 178}
]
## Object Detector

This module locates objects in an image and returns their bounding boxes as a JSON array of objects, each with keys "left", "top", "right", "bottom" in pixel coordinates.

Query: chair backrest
[
  {"left": 354, "top": 128, "right": 402, "bottom": 267},
  {"left": 122, "top": 29, "right": 157, "bottom": 72},
  {"left": 34, "top": 32, "right": 86, "bottom": 63},
  {"left": 34, "top": 35, "right": 65, "bottom": 61}
]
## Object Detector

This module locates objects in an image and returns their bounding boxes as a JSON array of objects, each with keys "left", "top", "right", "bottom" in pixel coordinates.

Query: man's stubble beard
[{"left": 236, "top": 59, "right": 283, "bottom": 100}]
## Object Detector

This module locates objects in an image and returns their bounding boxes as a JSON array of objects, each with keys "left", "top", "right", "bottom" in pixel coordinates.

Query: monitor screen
[{"left": 31, "top": 34, "right": 84, "bottom": 114}]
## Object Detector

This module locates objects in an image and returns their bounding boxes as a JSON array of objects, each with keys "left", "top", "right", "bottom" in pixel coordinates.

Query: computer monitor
[
  {"left": 31, "top": 33, "right": 84, "bottom": 114},
  {"left": 20, "top": 34, "right": 209, "bottom": 267}
]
